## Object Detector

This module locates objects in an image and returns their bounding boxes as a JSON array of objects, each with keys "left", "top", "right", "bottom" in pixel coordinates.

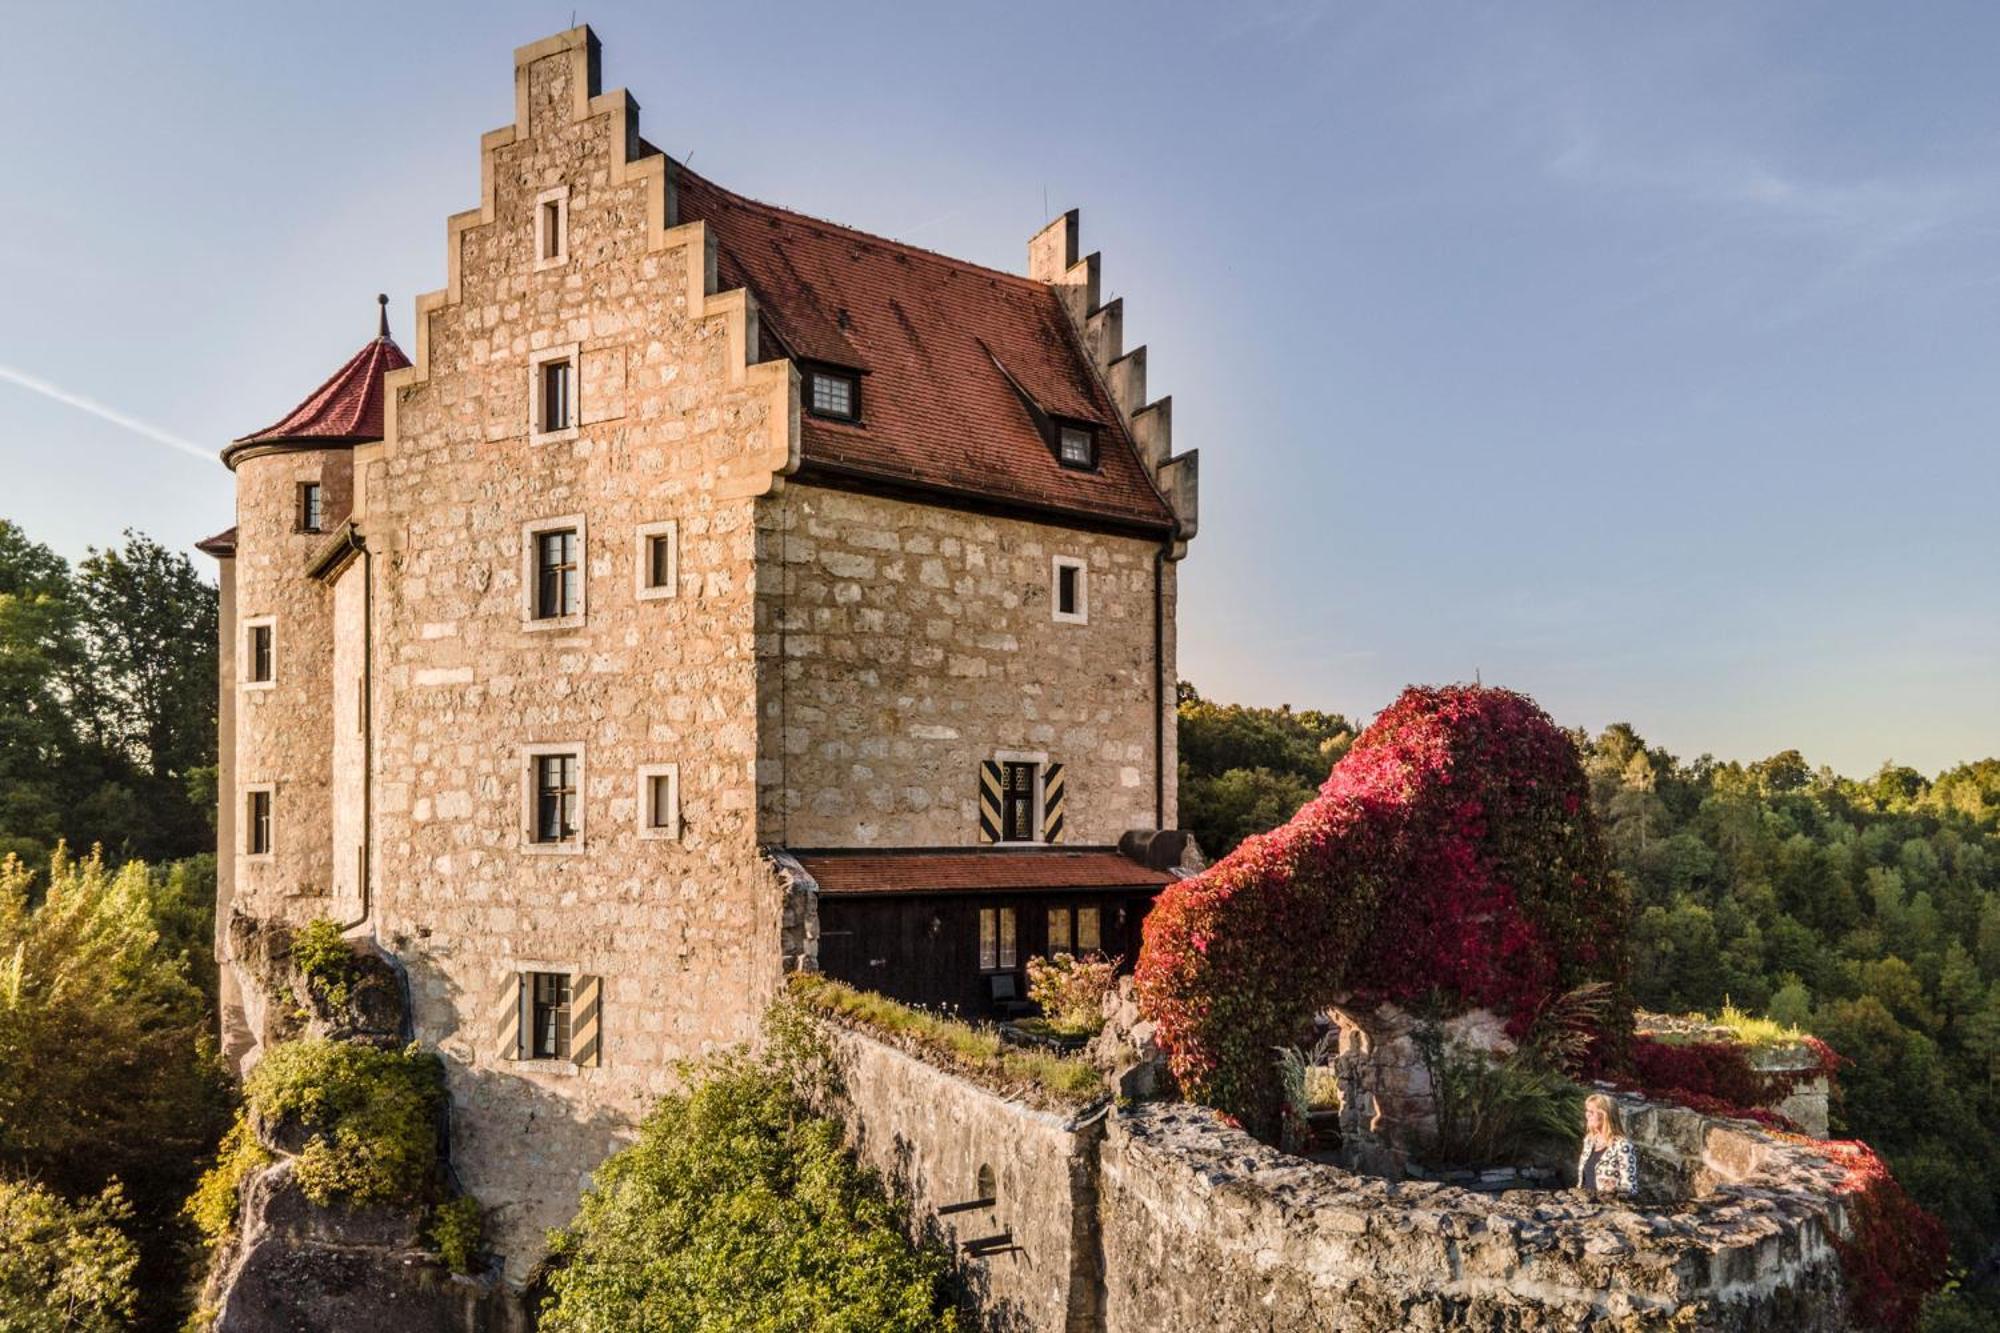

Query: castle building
[{"left": 202, "top": 26, "right": 1196, "bottom": 1271}]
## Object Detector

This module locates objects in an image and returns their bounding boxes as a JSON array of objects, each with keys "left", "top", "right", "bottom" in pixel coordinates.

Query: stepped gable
[
  {"left": 671, "top": 165, "right": 1176, "bottom": 533},
  {"left": 224, "top": 301, "right": 411, "bottom": 465}
]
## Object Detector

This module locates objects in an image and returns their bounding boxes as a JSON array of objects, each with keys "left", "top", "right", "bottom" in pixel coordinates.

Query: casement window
[
  {"left": 534, "top": 186, "right": 570, "bottom": 268},
  {"left": 243, "top": 618, "right": 276, "bottom": 687},
  {"left": 805, "top": 367, "right": 859, "bottom": 422},
  {"left": 530, "top": 972, "right": 571, "bottom": 1059},
  {"left": 536, "top": 530, "right": 579, "bottom": 619},
  {"left": 1047, "top": 907, "right": 1072, "bottom": 955},
  {"left": 634, "top": 520, "right": 678, "bottom": 601},
  {"left": 978, "top": 758, "right": 1066, "bottom": 844},
  {"left": 532, "top": 753, "right": 580, "bottom": 845},
  {"left": 529, "top": 345, "right": 581, "bottom": 440},
  {"left": 495, "top": 969, "right": 602, "bottom": 1066},
  {"left": 298, "top": 482, "right": 324, "bottom": 534},
  {"left": 978, "top": 907, "right": 1018, "bottom": 971},
  {"left": 1076, "top": 905, "right": 1102, "bottom": 954},
  {"left": 245, "top": 787, "right": 273, "bottom": 857},
  {"left": 522, "top": 515, "right": 586, "bottom": 628},
  {"left": 1052, "top": 556, "right": 1087, "bottom": 624},
  {"left": 636, "top": 763, "right": 679, "bottom": 840},
  {"left": 1057, "top": 422, "right": 1096, "bottom": 470}
]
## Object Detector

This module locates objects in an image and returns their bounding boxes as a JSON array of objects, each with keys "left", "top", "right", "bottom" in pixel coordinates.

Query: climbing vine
[{"left": 1136, "top": 684, "right": 1630, "bottom": 1126}]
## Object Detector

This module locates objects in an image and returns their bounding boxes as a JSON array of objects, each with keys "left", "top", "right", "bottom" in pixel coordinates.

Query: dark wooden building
[{"left": 795, "top": 847, "right": 1178, "bottom": 1019}]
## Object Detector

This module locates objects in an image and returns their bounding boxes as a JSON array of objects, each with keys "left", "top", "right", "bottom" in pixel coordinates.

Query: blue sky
[{"left": 2, "top": 2, "right": 1995, "bottom": 777}]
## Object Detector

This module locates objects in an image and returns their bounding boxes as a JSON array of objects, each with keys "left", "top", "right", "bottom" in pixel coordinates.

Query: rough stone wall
[
  {"left": 229, "top": 448, "right": 345, "bottom": 928},
  {"left": 756, "top": 483, "right": 1173, "bottom": 847},
  {"left": 821, "top": 1022, "right": 1105, "bottom": 1333},
  {"left": 1099, "top": 1101, "right": 1849, "bottom": 1333},
  {"left": 358, "top": 34, "right": 792, "bottom": 1274},
  {"left": 329, "top": 561, "right": 365, "bottom": 922}
]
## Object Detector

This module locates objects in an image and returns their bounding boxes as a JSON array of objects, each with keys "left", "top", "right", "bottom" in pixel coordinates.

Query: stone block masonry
[{"left": 815, "top": 1019, "right": 1859, "bottom": 1333}]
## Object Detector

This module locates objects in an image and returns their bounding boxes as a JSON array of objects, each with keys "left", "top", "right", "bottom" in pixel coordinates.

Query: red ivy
[
  {"left": 1812, "top": 1140, "right": 1948, "bottom": 1333},
  {"left": 1136, "top": 684, "right": 1631, "bottom": 1125}
]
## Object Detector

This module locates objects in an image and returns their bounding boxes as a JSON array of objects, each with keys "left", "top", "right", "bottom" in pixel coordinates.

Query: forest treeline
[{"left": 1179, "top": 683, "right": 2000, "bottom": 1316}]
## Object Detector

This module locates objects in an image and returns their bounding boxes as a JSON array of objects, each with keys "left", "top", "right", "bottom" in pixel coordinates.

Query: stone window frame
[
  {"left": 296, "top": 480, "right": 324, "bottom": 534},
  {"left": 1051, "top": 555, "right": 1088, "bottom": 625},
  {"left": 528, "top": 342, "right": 582, "bottom": 444},
  {"left": 633, "top": 520, "right": 679, "bottom": 602},
  {"left": 243, "top": 782, "right": 275, "bottom": 860},
  {"left": 993, "top": 748, "right": 1048, "bottom": 845},
  {"left": 521, "top": 514, "right": 587, "bottom": 632},
  {"left": 508, "top": 957, "right": 587, "bottom": 1075},
  {"left": 533, "top": 185, "right": 570, "bottom": 271},
  {"left": 241, "top": 615, "right": 277, "bottom": 690},
  {"left": 635, "top": 762, "right": 680, "bottom": 841},
  {"left": 521, "top": 741, "right": 587, "bottom": 855}
]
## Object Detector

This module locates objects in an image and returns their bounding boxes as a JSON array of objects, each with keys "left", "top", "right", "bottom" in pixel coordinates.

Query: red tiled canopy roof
[
  {"left": 791, "top": 848, "right": 1175, "bottom": 898},
  {"left": 194, "top": 526, "right": 237, "bottom": 558},
  {"left": 672, "top": 166, "right": 1176, "bottom": 533},
  {"left": 231, "top": 334, "right": 411, "bottom": 450}
]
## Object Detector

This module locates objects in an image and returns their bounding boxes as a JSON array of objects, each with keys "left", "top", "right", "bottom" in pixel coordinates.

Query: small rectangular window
[
  {"left": 529, "top": 971, "right": 572, "bottom": 1059},
  {"left": 638, "top": 763, "right": 679, "bottom": 840},
  {"left": 540, "top": 199, "right": 563, "bottom": 261},
  {"left": 1000, "top": 762, "right": 1037, "bottom": 842},
  {"left": 298, "top": 482, "right": 324, "bottom": 534},
  {"left": 248, "top": 624, "right": 274, "bottom": 683},
  {"left": 635, "top": 521, "right": 678, "bottom": 601},
  {"left": 979, "top": 907, "right": 1018, "bottom": 970},
  {"left": 542, "top": 359, "right": 573, "bottom": 433},
  {"left": 1058, "top": 424, "right": 1096, "bottom": 469},
  {"left": 535, "top": 529, "right": 579, "bottom": 620},
  {"left": 247, "top": 789, "right": 272, "bottom": 856},
  {"left": 1047, "top": 907, "right": 1073, "bottom": 955},
  {"left": 1077, "top": 906, "right": 1102, "bottom": 955},
  {"left": 807, "top": 370, "right": 857, "bottom": 421},
  {"left": 1052, "top": 557, "right": 1087, "bottom": 624},
  {"left": 534, "top": 753, "right": 579, "bottom": 844}
]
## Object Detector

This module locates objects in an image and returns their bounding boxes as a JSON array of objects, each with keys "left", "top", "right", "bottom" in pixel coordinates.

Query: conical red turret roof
[{"left": 233, "top": 334, "right": 410, "bottom": 447}]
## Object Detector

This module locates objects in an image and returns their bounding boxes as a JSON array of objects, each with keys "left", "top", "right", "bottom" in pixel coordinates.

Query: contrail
[{"left": 0, "top": 364, "right": 213, "bottom": 463}]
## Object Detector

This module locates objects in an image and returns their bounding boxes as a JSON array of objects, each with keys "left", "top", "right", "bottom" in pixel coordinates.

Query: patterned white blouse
[{"left": 1577, "top": 1136, "right": 1638, "bottom": 1196}]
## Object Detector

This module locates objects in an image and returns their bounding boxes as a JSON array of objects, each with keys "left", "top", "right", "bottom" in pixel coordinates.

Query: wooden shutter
[
  {"left": 572, "top": 975, "right": 603, "bottom": 1068},
  {"left": 1042, "top": 762, "right": 1066, "bottom": 844},
  {"left": 493, "top": 971, "right": 523, "bottom": 1061},
  {"left": 977, "top": 761, "right": 1004, "bottom": 843}
]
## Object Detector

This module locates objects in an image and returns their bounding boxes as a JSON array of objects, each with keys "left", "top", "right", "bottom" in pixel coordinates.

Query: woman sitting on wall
[{"left": 1578, "top": 1093, "right": 1638, "bottom": 1197}]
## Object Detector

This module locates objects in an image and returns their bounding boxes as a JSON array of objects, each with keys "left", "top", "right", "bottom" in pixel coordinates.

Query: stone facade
[
  {"left": 757, "top": 484, "right": 1176, "bottom": 848},
  {"left": 214, "top": 25, "right": 1190, "bottom": 1280}
]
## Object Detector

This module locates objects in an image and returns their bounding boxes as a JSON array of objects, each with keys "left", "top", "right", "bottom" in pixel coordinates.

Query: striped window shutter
[
  {"left": 494, "top": 972, "right": 523, "bottom": 1060},
  {"left": 977, "top": 761, "right": 1004, "bottom": 843},
  {"left": 1042, "top": 762, "right": 1066, "bottom": 844},
  {"left": 572, "top": 975, "right": 603, "bottom": 1067}
]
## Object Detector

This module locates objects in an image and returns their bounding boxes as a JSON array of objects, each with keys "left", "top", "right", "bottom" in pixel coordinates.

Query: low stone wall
[
  {"left": 821, "top": 1023, "right": 1108, "bottom": 1332},
  {"left": 815, "top": 1016, "right": 1857, "bottom": 1333},
  {"left": 1099, "top": 1099, "right": 1850, "bottom": 1333}
]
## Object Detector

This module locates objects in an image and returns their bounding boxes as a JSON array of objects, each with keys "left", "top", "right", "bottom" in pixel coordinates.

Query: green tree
[
  {"left": 74, "top": 532, "right": 217, "bottom": 784},
  {"left": 541, "top": 1049, "right": 958, "bottom": 1333},
  {"left": 0, "top": 1178, "right": 138, "bottom": 1333}
]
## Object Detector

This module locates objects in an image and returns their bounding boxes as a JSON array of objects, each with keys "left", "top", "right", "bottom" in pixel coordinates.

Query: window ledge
[
  {"left": 529, "top": 426, "right": 580, "bottom": 446},
  {"left": 514, "top": 1057, "right": 582, "bottom": 1076},
  {"left": 521, "top": 841, "right": 585, "bottom": 856},
  {"left": 521, "top": 615, "right": 586, "bottom": 633}
]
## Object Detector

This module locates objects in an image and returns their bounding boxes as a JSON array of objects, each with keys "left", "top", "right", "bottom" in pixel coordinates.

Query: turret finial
[{"left": 377, "top": 293, "right": 390, "bottom": 339}]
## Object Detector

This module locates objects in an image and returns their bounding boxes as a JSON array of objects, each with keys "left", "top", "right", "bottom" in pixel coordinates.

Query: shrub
[
  {"left": 428, "top": 1195, "right": 485, "bottom": 1275},
  {"left": 789, "top": 974, "right": 1104, "bottom": 1107},
  {"left": 1137, "top": 685, "right": 1629, "bottom": 1128},
  {"left": 1025, "top": 953, "right": 1121, "bottom": 1035},
  {"left": 244, "top": 1039, "right": 442, "bottom": 1207},
  {"left": 539, "top": 1048, "right": 958, "bottom": 1332},
  {"left": 289, "top": 917, "right": 357, "bottom": 1009},
  {"left": 1413, "top": 1028, "right": 1583, "bottom": 1168},
  {"left": 0, "top": 1177, "right": 139, "bottom": 1333},
  {"left": 183, "top": 1112, "right": 272, "bottom": 1247}
]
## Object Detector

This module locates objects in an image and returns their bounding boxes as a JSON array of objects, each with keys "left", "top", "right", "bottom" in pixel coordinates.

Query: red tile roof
[
  {"left": 672, "top": 167, "right": 1176, "bottom": 533},
  {"left": 231, "top": 335, "right": 411, "bottom": 449},
  {"left": 194, "top": 526, "right": 238, "bottom": 557},
  {"left": 792, "top": 848, "right": 1174, "bottom": 898}
]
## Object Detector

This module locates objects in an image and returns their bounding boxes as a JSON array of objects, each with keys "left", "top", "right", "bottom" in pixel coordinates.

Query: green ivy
[
  {"left": 428, "top": 1195, "right": 485, "bottom": 1275},
  {"left": 290, "top": 917, "right": 357, "bottom": 1010},
  {"left": 182, "top": 1112, "right": 272, "bottom": 1247}
]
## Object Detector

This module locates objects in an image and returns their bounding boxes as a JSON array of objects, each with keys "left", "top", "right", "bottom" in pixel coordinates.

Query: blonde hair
[{"left": 1584, "top": 1093, "right": 1625, "bottom": 1142}]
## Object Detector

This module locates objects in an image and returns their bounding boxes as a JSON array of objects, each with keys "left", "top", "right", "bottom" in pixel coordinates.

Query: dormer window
[
  {"left": 806, "top": 368, "right": 859, "bottom": 422},
  {"left": 1057, "top": 423, "right": 1096, "bottom": 469}
]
